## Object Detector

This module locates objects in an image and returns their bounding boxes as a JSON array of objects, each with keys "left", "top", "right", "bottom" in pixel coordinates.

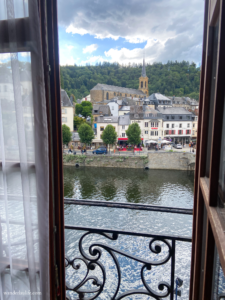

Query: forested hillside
[{"left": 60, "top": 61, "right": 200, "bottom": 101}]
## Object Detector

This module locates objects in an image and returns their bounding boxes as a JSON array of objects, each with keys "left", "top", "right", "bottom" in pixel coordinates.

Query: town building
[
  {"left": 90, "top": 83, "right": 146, "bottom": 104},
  {"left": 92, "top": 104, "right": 111, "bottom": 122},
  {"left": 129, "top": 105, "right": 164, "bottom": 144},
  {"left": 94, "top": 116, "right": 119, "bottom": 149},
  {"left": 81, "top": 94, "right": 91, "bottom": 102},
  {"left": 118, "top": 114, "right": 131, "bottom": 144},
  {"left": 108, "top": 100, "right": 119, "bottom": 117},
  {"left": 149, "top": 93, "right": 173, "bottom": 107},
  {"left": 158, "top": 107, "right": 193, "bottom": 145},
  {"left": 168, "top": 96, "right": 199, "bottom": 111},
  {"left": 61, "top": 89, "right": 74, "bottom": 132},
  {"left": 192, "top": 113, "right": 198, "bottom": 142},
  {"left": 119, "top": 106, "right": 130, "bottom": 116}
]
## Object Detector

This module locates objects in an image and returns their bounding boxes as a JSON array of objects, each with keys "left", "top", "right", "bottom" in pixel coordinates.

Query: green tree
[
  {"left": 62, "top": 124, "right": 72, "bottom": 145},
  {"left": 75, "top": 104, "right": 83, "bottom": 115},
  {"left": 101, "top": 125, "right": 117, "bottom": 152},
  {"left": 78, "top": 123, "right": 94, "bottom": 146},
  {"left": 126, "top": 123, "right": 141, "bottom": 146},
  {"left": 74, "top": 116, "right": 86, "bottom": 130},
  {"left": 71, "top": 94, "right": 76, "bottom": 103}
]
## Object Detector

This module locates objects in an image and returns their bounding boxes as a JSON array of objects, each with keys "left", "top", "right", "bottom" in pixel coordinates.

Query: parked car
[
  {"left": 173, "top": 144, "right": 182, "bottom": 149},
  {"left": 93, "top": 147, "right": 107, "bottom": 154}
]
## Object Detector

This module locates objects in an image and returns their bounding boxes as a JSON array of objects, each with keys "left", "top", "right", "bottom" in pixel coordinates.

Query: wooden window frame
[{"left": 190, "top": 0, "right": 225, "bottom": 299}]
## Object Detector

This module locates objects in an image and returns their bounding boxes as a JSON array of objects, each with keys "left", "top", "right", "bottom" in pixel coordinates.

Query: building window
[
  {"left": 166, "top": 124, "right": 169, "bottom": 128},
  {"left": 122, "top": 133, "right": 125, "bottom": 137},
  {"left": 151, "top": 122, "right": 154, "bottom": 127},
  {"left": 155, "top": 122, "right": 158, "bottom": 127},
  {"left": 155, "top": 131, "right": 158, "bottom": 136},
  {"left": 122, "top": 125, "right": 125, "bottom": 129},
  {"left": 100, "top": 126, "right": 104, "bottom": 131},
  {"left": 120, "top": 93, "right": 122, "bottom": 96},
  {"left": 166, "top": 116, "right": 169, "bottom": 120},
  {"left": 62, "top": 108, "right": 67, "bottom": 114},
  {"left": 145, "top": 122, "right": 148, "bottom": 127},
  {"left": 172, "top": 124, "right": 175, "bottom": 128},
  {"left": 125, "top": 94, "right": 127, "bottom": 97},
  {"left": 187, "top": 123, "right": 190, "bottom": 128},
  {"left": 141, "top": 81, "right": 143, "bottom": 88},
  {"left": 179, "top": 124, "right": 182, "bottom": 128},
  {"left": 94, "top": 110, "right": 98, "bottom": 113},
  {"left": 114, "top": 92, "right": 116, "bottom": 96},
  {"left": 151, "top": 131, "right": 154, "bottom": 136},
  {"left": 187, "top": 116, "right": 190, "bottom": 119},
  {"left": 62, "top": 117, "right": 67, "bottom": 122},
  {"left": 172, "top": 130, "right": 175, "bottom": 134},
  {"left": 171, "top": 116, "right": 175, "bottom": 119},
  {"left": 178, "top": 130, "right": 182, "bottom": 134},
  {"left": 145, "top": 131, "right": 148, "bottom": 134},
  {"left": 193, "top": 123, "right": 195, "bottom": 127},
  {"left": 106, "top": 92, "right": 109, "bottom": 100},
  {"left": 145, "top": 82, "right": 146, "bottom": 88},
  {"left": 186, "top": 130, "right": 190, "bottom": 134},
  {"left": 179, "top": 116, "right": 182, "bottom": 119},
  {"left": 94, "top": 117, "right": 97, "bottom": 121}
]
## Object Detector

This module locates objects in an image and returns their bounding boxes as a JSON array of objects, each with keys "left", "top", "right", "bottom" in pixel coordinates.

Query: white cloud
[
  {"left": 20, "top": 52, "right": 30, "bottom": 57},
  {"left": 66, "top": 45, "right": 74, "bottom": 51},
  {"left": 58, "top": 0, "right": 204, "bottom": 64},
  {"left": 83, "top": 44, "right": 98, "bottom": 54}
]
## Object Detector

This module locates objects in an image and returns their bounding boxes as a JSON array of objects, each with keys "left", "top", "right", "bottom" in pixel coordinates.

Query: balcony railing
[{"left": 64, "top": 198, "right": 192, "bottom": 300}]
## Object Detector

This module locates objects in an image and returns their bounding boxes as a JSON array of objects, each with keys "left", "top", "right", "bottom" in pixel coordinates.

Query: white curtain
[{"left": 0, "top": 0, "right": 49, "bottom": 299}]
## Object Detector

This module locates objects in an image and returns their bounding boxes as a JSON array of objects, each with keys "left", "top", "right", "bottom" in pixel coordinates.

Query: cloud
[
  {"left": 66, "top": 45, "right": 75, "bottom": 51},
  {"left": 58, "top": 0, "right": 204, "bottom": 64},
  {"left": 83, "top": 44, "right": 98, "bottom": 54}
]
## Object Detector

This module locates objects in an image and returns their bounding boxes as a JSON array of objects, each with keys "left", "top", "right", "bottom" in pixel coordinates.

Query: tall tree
[
  {"left": 78, "top": 123, "right": 94, "bottom": 146},
  {"left": 101, "top": 125, "right": 117, "bottom": 152},
  {"left": 126, "top": 123, "right": 141, "bottom": 146},
  {"left": 74, "top": 116, "right": 86, "bottom": 130},
  {"left": 62, "top": 124, "right": 72, "bottom": 145}
]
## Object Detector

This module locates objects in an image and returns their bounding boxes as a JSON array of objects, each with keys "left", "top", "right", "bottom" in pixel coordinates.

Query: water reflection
[{"left": 64, "top": 166, "right": 194, "bottom": 208}]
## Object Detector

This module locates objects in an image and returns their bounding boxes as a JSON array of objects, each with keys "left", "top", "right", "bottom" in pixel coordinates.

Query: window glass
[
  {"left": 206, "top": 20, "right": 219, "bottom": 177},
  {"left": 211, "top": 246, "right": 225, "bottom": 299}
]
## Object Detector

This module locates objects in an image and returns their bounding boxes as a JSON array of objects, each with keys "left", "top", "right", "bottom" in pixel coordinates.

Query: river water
[{"left": 64, "top": 166, "right": 194, "bottom": 300}]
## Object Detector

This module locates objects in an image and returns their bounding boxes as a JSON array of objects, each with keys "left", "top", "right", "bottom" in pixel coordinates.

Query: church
[{"left": 90, "top": 59, "right": 149, "bottom": 104}]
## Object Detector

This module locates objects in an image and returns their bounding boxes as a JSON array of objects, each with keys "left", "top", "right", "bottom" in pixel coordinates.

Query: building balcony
[{"left": 64, "top": 198, "right": 192, "bottom": 300}]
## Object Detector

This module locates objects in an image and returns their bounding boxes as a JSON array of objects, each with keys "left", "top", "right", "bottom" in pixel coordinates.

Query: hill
[{"left": 60, "top": 60, "right": 200, "bottom": 101}]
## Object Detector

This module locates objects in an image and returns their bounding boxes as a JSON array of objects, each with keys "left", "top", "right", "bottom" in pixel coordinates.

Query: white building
[
  {"left": 61, "top": 89, "right": 74, "bottom": 132},
  {"left": 149, "top": 93, "right": 173, "bottom": 107},
  {"left": 81, "top": 94, "right": 91, "bottom": 102},
  {"left": 118, "top": 114, "right": 130, "bottom": 143},
  {"left": 108, "top": 100, "right": 119, "bottom": 117},
  {"left": 119, "top": 106, "right": 130, "bottom": 116},
  {"left": 158, "top": 107, "right": 193, "bottom": 144},
  {"left": 94, "top": 116, "right": 119, "bottom": 148}
]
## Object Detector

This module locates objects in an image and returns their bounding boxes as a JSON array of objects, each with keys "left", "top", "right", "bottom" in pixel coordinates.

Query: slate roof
[
  {"left": 149, "top": 93, "right": 171, "bottom": 101},
  {"left": 119, "top": 114, "right": 130, "bottom": 126},
  {"left": 91, "top": 83, "right": 145, "bottom": 96},
  {"left": 96, "top": 116, "right": 118, "bottom": 123},
  {"left": 61, "top": 89, "right": 73, "bottom": 107},
  {"left": 93, "top": 104, "right": 111, "bottom": 115},
  {"left": 157, "top": 107, "right": 193, "bottom": 115}
]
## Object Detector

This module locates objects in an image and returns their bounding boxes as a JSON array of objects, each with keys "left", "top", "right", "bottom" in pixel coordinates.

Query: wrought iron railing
[{"left": 64, "top": 198, "right": 192, "bottom": 300}]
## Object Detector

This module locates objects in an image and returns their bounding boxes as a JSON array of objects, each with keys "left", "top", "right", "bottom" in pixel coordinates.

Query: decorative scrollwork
[{"left": 65, "top": 231, "right": 174, "bottom": 300}]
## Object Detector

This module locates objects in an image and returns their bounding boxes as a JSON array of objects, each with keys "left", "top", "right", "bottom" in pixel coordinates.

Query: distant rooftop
[
  {"left": 96, "top": 116, "right": 118, "bottom": 123},
  {"left": 119, "top": 106, "right": 130, "bottom": 111},
  {"left": 91, "top": 83, "right": 145, "bottom": 96},
  {"left": 118, "top": 114, "right": 130, "bottom": 126},
  {"left": 157, "top": 107, "right": 193, "bottom": 115},
  {"left": 149, "top": 93, "right": 171, "bottom": 101},
  {"left": 61, "top": 89, "right": 73, "bottom": 107},
  {"left": 93, "top": 104, "right": 111, "bottom": 115}
]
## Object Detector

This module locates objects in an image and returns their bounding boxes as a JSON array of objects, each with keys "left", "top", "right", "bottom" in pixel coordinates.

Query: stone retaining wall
[{"left": 63, "top": 152, "right": 195, "bottom": 171}]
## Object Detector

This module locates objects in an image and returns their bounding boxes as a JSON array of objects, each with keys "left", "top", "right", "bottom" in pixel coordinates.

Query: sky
[{"left": 57, "top": 0, "right": 205, "bottom": 66}]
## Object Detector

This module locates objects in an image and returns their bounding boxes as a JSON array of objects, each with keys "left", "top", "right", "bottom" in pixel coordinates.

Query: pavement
[{"left": 64, "top": 146, "right": 196, "bottom": 156}]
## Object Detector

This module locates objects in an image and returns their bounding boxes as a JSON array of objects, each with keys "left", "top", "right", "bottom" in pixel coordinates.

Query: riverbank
[{"left": 63, "top": 152, "right": 196, "bottom": 170}]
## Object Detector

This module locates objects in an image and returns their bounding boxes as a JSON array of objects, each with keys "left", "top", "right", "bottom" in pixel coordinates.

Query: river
[{"left": 64, "top": 166, "right": 194, "bottom": 300}]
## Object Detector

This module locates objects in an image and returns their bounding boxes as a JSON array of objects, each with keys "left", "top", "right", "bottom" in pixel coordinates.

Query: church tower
[{"left": 139, "top": 58, "right": 149, "bottom": 96}]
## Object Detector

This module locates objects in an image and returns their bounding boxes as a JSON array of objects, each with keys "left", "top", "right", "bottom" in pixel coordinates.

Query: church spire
[{"left": 142, "top": 58, "right": 146, "bottom": 77}]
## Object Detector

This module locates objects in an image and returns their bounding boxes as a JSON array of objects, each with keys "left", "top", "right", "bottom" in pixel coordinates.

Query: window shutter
[{"left": 182, "top": 130, "right": 183, "bottom": 134}]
